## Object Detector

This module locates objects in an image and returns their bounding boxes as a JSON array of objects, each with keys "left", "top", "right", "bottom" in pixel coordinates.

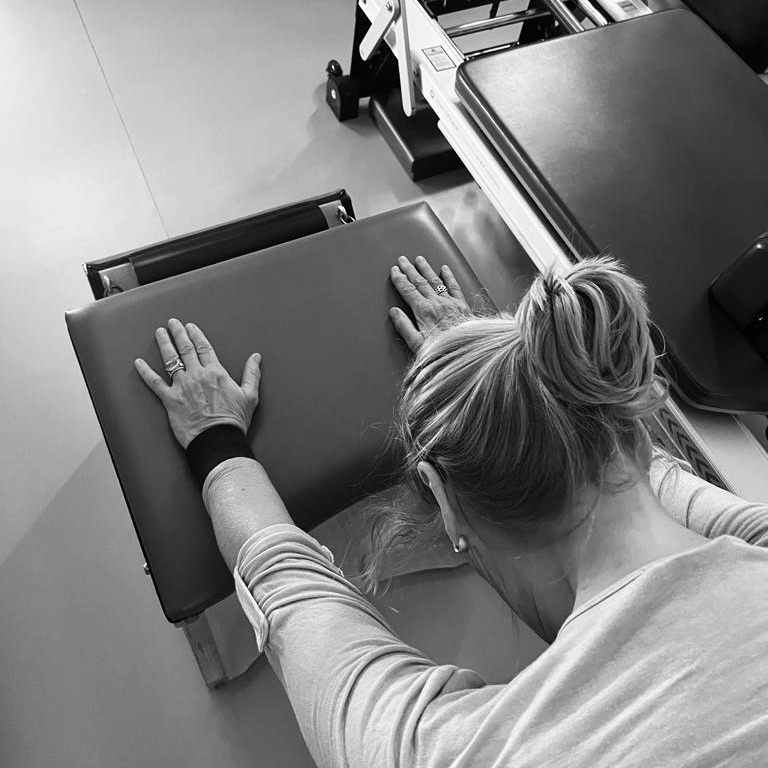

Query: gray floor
[{"left": 0, "top": 2, "right": 538, "bottom": 767}]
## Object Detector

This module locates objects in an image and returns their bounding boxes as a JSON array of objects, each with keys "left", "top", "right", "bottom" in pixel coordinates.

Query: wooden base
[{"left": 178, "top": 613, "right": 229, "bottom": 689}]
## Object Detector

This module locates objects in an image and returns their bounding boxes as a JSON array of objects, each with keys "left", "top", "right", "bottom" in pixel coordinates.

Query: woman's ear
[{"left": 417, "top": 461, "right": 461, "bottom": 537}]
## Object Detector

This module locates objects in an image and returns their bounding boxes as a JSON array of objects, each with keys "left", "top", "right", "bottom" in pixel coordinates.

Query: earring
[{"left": 452, "top": 535, "right": 469, "bottom": 554}]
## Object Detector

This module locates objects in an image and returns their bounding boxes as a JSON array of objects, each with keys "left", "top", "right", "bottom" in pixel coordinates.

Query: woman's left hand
[
  {"left": 134, "top": 318, "right": 262, "bottom": 449},
  {"left": 389, "top": 255, "right": 472, "bottom": 352}
]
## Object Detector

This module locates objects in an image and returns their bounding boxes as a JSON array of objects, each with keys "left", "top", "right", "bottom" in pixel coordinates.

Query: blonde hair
[{"left": 359, "top": 256, "right": 667, "bottom": 593}]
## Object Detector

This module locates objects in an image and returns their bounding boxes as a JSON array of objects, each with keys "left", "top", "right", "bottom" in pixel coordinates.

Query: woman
[{"left": 135, "top": 255, "right": 768, "bottom": 766}]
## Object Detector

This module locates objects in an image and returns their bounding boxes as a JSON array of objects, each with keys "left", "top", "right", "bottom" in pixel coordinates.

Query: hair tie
[
  {"left": 544, "top": 273, "right": 564, "bottom": 299},
  {"left": 541, "top": 274, "right": 564, "bottom": 357}
]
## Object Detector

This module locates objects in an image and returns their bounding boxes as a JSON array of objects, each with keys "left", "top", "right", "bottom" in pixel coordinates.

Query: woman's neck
[
  {"left": 477, "top": 466, "right": 710, "bottom": 642},
  {"left": 565, "top": 474, "right": 708, "bottom": 611}
]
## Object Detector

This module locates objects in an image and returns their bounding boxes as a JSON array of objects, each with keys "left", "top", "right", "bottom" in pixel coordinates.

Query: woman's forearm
[
  {"left": 202, "top": 457, "right": 294, "bottom": 569},
  {"left": 650, "top": 450, "right": 768, "bottom": 546}
]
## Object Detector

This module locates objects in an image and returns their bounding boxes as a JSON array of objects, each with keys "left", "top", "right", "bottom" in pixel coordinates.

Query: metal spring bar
[
  {"left": 449, "top": 1, "right": 593, "bottom": 38},
  {"left": 541, "top": 0, "right": 584, "bottom": 33},
  {"left": 444, "top": 7, "right": 551, "bottom": 38},
  {"left": 465, "top": 41, "right": 518, "bottom": 60},
  {"left": 573, "top": 0, "right": 608, "bottom": 26}
]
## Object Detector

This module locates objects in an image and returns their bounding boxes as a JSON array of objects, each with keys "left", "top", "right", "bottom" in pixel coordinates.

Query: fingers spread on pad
[
  {"left": 186, "top": 322, "right": 219, "bottom": 366},
  {"left": 167, "top": 318, "right": 200, "bottom": 370},
  {"left": 391, "top": 265, "right": 426, "bottom": 308},
  {"left": 440, "top": 264, "right": 466, "bottom": 301},
  {"left": 134, "top": 358, "right": 169, "bottom": 399},
  {"left": 155, "top": 326, "right": 181, "bottom": 368},
  {"left": 397, "top": 255, "right": 435, "bottom": 298}
]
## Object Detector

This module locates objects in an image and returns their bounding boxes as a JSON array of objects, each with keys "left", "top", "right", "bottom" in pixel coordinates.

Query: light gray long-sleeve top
[{"left": 214, "top": 455, "right": 768, "bottom": 767}]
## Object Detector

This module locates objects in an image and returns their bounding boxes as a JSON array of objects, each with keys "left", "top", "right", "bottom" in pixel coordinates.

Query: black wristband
[{"left": 185, "top": 424, "right": 254, "bottom": 488}]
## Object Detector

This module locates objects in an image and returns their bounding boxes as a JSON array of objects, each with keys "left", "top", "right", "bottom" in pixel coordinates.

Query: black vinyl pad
[
  {"left": 682, "top": 0, "right": 768, "bottom": 72},
  {"left": 66, "top": 204, "right": 490, "bottom": 622},
  {"left": 456, "top": 10, "right": 768, "bottom": 412}
]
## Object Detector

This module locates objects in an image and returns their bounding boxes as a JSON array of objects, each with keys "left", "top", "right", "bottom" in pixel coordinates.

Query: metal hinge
[
  {"left": 95, "top": 262, "right": 140, "bottom": 298},
  {"left": 337, "top": 204, "right": 356, "bottom": 224}
]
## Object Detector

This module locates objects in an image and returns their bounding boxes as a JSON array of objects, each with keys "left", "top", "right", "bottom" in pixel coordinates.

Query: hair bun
[{"left": 518, "top": 256, "right": 660, "bottom": 418}]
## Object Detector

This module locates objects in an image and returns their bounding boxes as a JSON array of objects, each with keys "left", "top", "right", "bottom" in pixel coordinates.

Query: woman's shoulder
[{"left": 559, "top": 534, "right": 768, "bottom": 638}]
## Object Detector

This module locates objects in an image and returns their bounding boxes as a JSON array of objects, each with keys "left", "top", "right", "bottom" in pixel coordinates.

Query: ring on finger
[
  {"left": 164, "top": 357, "right": 186, "bottom": 380},
  {"left": 433, "top": 282, "right": 448, "bottom": 295}
]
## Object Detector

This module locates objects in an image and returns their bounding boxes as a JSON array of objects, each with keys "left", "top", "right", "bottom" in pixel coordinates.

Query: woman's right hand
[{"left": 389, "top": 255, "right": 472, "bottom": 352}]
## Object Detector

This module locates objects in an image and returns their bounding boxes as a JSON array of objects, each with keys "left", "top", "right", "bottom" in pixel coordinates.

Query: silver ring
[
  {"left": 434, "top": 283, "right": 448, "bottom": 295},
  {"left": 164, "top": 357, "right": 186, "bottom": 380}
]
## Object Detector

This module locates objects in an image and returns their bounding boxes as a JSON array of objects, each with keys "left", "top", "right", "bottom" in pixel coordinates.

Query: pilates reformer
[{"left": 326, "top": 0, "right": 768, "bottom": 488}]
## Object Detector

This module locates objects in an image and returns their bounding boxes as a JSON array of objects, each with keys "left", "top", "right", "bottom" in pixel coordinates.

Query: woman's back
[
  {"left": 433, "top": 536, "right": 768, "bottom": 767},
  {"left": 234, "top": 481, "right": 768, "bottom": 768}
]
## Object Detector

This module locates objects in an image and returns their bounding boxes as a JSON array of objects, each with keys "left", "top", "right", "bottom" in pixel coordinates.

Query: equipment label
[
  {"left": 423, "top": 46, "right": 455, "bottom": 72},
  {"left": 601, "top": 0, "right": 651, "bottom": 18}
]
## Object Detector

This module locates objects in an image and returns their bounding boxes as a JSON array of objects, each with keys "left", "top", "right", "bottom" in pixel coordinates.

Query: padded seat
[
  {"left": 456, "top": 9, "right": 768, "bottom": 413},
  {"left": 66, "top": 204, "right": 490, "bottom": 623}
]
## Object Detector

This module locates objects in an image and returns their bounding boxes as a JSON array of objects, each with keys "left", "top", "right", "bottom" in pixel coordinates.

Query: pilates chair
[{"left": 66, "top": 193, "right": 495, "bottom": 682}]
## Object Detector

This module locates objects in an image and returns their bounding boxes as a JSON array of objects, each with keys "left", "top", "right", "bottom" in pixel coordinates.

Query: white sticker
[
  {"left": 601, "top": 0, "right": 651, "bottom": 19},
  {"left": 423, "top": 46, "right": 455, "bottom": 72}
]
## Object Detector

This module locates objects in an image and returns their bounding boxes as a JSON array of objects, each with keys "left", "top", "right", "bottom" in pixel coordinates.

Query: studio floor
[{"left": 0, "top": 2, "right": 541, "bottom": 766}]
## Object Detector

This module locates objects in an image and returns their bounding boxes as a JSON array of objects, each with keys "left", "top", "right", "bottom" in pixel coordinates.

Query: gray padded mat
[{"left": 66, "top": 203, "right": 491, "bottom": 622}]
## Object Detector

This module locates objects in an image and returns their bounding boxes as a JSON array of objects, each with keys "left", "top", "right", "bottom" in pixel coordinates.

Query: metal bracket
[
  {"left": 319, "top": 201, "right": 356, "bottom": 227},
  {"left": 336, "top": 204, "right": 356, "bottom": 224},
  {"left": 359, "top": 0, "right": 399, "bottom": 60},
  {"left": 97, "top": 262, "right": 139, "bottom": 297},
  {"left": 359, "top": 0, "right": 416, "bottom": 116}
]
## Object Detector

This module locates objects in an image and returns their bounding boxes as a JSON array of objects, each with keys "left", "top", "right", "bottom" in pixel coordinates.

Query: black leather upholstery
[
  {"left": 66, "top": 204, "right": 491, "bottom": 622},
  {"left": 456, "top": 10, "right": 768, "bottom": 412},
  {"left": 649, "top": 1, "right": 768, "bottom": 72},
  {"left": 683, "top": 0, "right": 768, "bottom": 72}
]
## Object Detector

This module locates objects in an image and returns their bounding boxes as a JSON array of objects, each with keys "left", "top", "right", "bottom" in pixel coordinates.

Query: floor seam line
[{"left": 72, "top": 0, "right": 170, "bottom": 238}]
